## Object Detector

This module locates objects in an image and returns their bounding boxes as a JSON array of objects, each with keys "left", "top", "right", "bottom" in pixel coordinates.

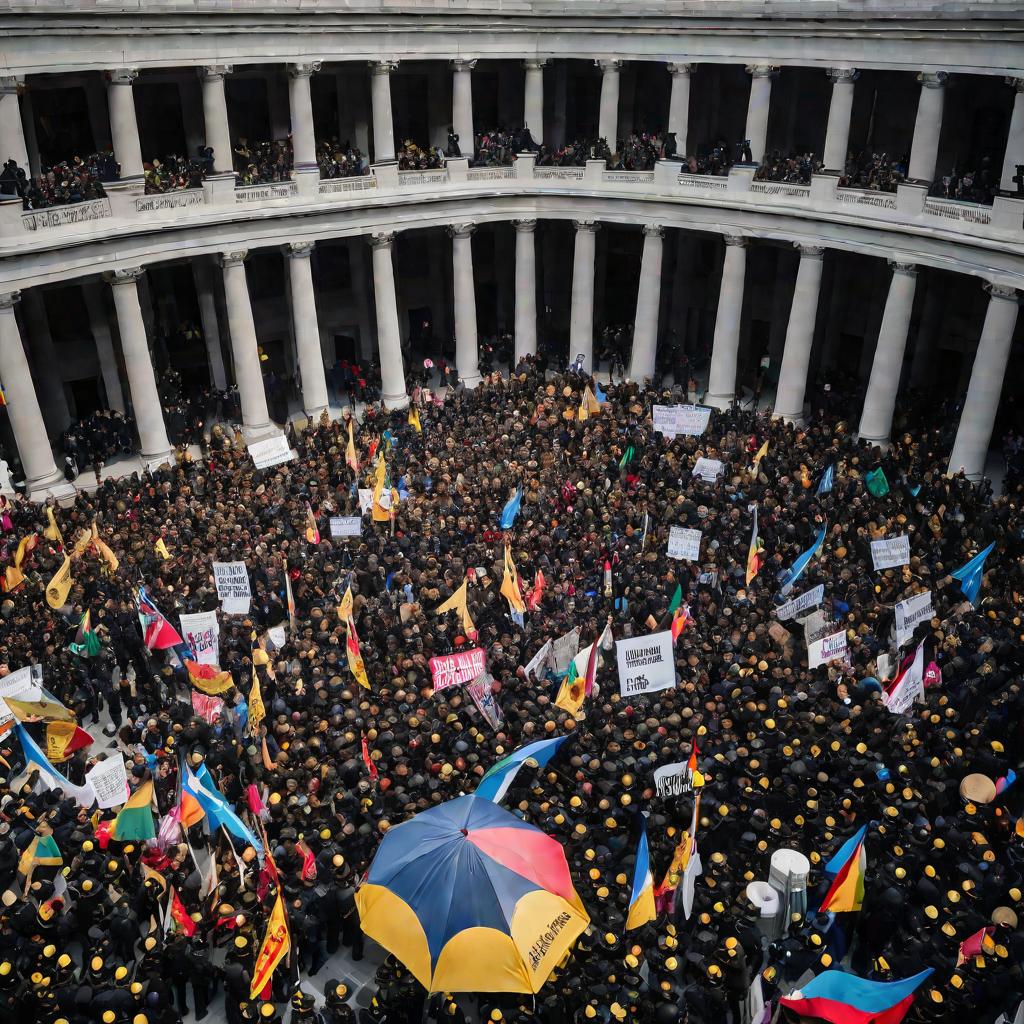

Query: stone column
[
  {"left": 449, "top": 223, "right": 481, "bottom": 388},
  {"left": 21, "top": 291, "right": 70, "bottom": 433},
  {"left": 451, "top": 59, "right": 477, "bottom": 158},
  {"left": 369, "top": 60, "right": 398, "bottom": 163},
  {"left": 822, "top": 68, "right": 858, "bottom": 173},
  {"left": 106, "top": 269, "right": 173, "bottom": 464},
  {"left": 198, "top": 65, "right": 234, "bottom": 174},
  {"left": 513, "top": 219, "right": 538, "bottom": 364},
  {"left": 220, "top": 250, "right": 272, "bottom": 436},
  {"left": 0, "top": 292, "right": 68, "bottom": 497},
  {"left": 285, "top": 242, "right": 329, "bottom": 417},
  {"left": 191, "top": 258, "right": 228, "bottom": 391},
  {"left": 523, "top": 60, "right": 547, "bottom": 143},
  {"left": 288, "top": 62, "right": 321, "bottom": 172},
  {"left": 948, "top": 283, "right": 1020, "bottom": 478},
  {"left": 368, "top": 232, "right": 409, "bottom": 409},
  {"left": 858, "top": 261, "right": 918, "bottom": 445},
  {"left": 743, "top": 65, "right": 777, "bottom": 164},
  {"left": 908, "top": 72, "right": 948, "bottom": 184},
  {"left": 629, "top": 225, "right": 665, "bottom": 383},
  {"left": 667, "top": 63, "right": 695, "bottom": 156},
  {"left": 1000, "top": 77, "right": 1024, "bottom": 192},
  {"left": 106, "top": 68, "right": 144, "bottom": 179},
  {"left": 0, "top": 77, "right": 29, "bottom": 172},
  {"left": 773, "top": 244, "right": 826, "bottom": 423},
  {"left": 83, "top": 282, "right": 125, "bottom": 414},
  {"left": 570, "top": 220, "right": 599, "bottom": 372},
  {"left": 706, "top": 235, "right": 749, "bottom": 410},
  {"left": 596, "top": 59, "right": 621, "bottom": 146}
]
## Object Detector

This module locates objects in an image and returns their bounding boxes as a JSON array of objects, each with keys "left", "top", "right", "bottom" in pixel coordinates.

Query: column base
[
  {"left": 704, "top": 393, "right": 734, "bottom": 411},
  {"left": 383, "top": 391, "right": 410, "bottom": 411},
  {"left": 371, "top": 161, "right": 399, "bottom": 189},
  {"left": 896, "top": 182, "right": 927, "bottom": 216},
  {"left": 242, "top": 422, "right": 282, "bottom": 444},
  {"left": 142, "top": 449, "right": 175, "bottom": 474},
  {"left": 772, "top": 410, "right": 805, "bottom": 426},
  {"left": 293, "top": 166, "right": 321, "bottom": 198},
  {"left": 727, "top": 164, "right": 756, "bottom": 193},
  {"left": 459, "top": 372, "right": 483, "bottom": 389},
  {"left": 202, "top": 171, "right": 238, "bottom": 206},
  {"left": 26, "top": 471, "right": 77, "bottom": 504},
  {"left": 809, "top": 173, "right": 838, "bottom": 201},
  {"left": 303, "top": 405, "right": 330, "bottom": 421},
  {"left": 857, "top": 433, "right": 891, "bottom": 451}
]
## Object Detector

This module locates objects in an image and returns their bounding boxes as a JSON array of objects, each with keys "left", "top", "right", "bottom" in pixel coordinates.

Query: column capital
[
  {"left": 369, "top": 60, "right": 399, "bottom": 75},
  {"left": 368, "top": 231, "right": 396, "bottom": 249},
  {"left": 220, "top": 250, "right": 249, "bottom": 268},
  {"left": 286, "top": 241, "right": 315, "bottom": 259},
  {"left": 448, "top": 222, "right": 476, "bottom": 239},
  {"left": 888, "top": 260, "right": 918, "bottom": 277},
  {"left": 523, "top": 59, "right": 549, "bottom": 72},
  {"left": 0, "top": 291, "right": 20, "bottom": 310},
  {"left": 198, "top": 64, "right": 233, "bottom": 81},
  {"left": 451, "top": 59, "right": 478, "bottom": 73},
  {"left": 105, "top": 267, "right": 145, "bottom": 286},
  {"left": 918, "top": 71, "right": 949, "bottom": 89},
  {"left": 723, "top": 234, "right": 748, "bottom": 248},
  {"left": 107, "top": 68, "right": 139, "bottom": 86},
  {"left": 794, "top": 242, "right": 825, "bottom": 259},
  {"left": 573, "top": 219, "right": 600, "bottom": 233},
  {"left": 288, "top": 61, "right": 322, "bottom": 79},
  {"left": 985, "top": 281, "right": 1019, "bottom": 302},
  {"left": 1005, "top": 76, "right": 1024, "bottom": 93},
  {"left": 745, "top": 64, "right": 779, "bottom": 79},
  {"left": 827, "top": 67, "right": 859, "bottom": 83},
  {"left": 642, "top": 224, "right": 665, "bottom": 239},
  {"left": 0, "top": 76, "right": 24, "bottom": 96},
  {"left": 595, "top": 59, "right": 622, "bottom": 73},
  {"left": 667, "top": 62, "right": 696, "bottom": 77},
  {"left": 513, "top": 219, "right": 538, "bottom": 233}
]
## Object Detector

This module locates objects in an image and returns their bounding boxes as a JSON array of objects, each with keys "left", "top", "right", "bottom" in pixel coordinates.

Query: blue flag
[
  {"left": 476, "top": 736, "right": 568, "bottom": 803},
  {"left": 816, "top": 464, "right": 834, "bottom": 496},
  {"left": 594, "top": 381, "right": 607, "bottom": 404},
  {"left": 778, "top": 525, "right": 827, "bottom": 597},
  {"left": 500, "top": 488, "right": 523, "bottom": 530},
  {"left": 191, "top": 761, "right": 263, "bottom": 853},
  {"left": 951, "top": 541, "right": 995, "bottom": 605},
  {"left": 824, "top": 825, "right": 867, "bottom": 877}
]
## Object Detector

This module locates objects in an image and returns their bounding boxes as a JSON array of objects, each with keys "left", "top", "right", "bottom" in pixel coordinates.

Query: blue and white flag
[
  {"left": 951, "top": 541, "right": 995, "bottom": 606},
  {"left": 777, "top": 525, "right": 827, "bottom": 598},
  {"left": 816, "top": 464, "right": 834, "bottom": 496},
  {"left": 500, "top": 487, "right": 523, "bottom": 530},
  {"left": 475, "top": 735, "right": 568, "bottom": 804},
  {"left": 594, "top": 381, "right": 608, "bottom": 404},
  {"left": 13, "top": 723, "right": 93, "bottom": 805},
  {"left": 186, "top": 759, "right": 263, "bottom": 853}
]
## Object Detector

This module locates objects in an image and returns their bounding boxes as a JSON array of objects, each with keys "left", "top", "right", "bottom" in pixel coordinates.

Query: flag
[
  {"left": 655, "top": 787, "right": 701, "bottom": 918},
  {"left": 44, "top": 506, "right": 63, "bottom": 546},
  {"left": 956, "top": 926, "right": 994, "bottom": 967},
  {"left": 8, "top": 695, "right": 74, "bottom": 723},
  {"left": 111, "top": 779, "right": 156, "bottom": 841},
  {"left": 137, "top": 587, "right": 189, "bottom": 652},
  {"left": 865, "top": 468, "right": 889, "bottom": 497},
  {"left": 500, "top": 546, "right": 526, "bottom": 615},
  {"left": 89, "top": 523, "right": 119, "bottom": 572},
  {"left": 408, "top": 406, "right": 422, "bottom": 433},
  {"left": 250, "top": 891, "right": 290, "bottom": 999},
  {"left": 371, "top": 452, "right": 390, "bottom": 522},
  {"left": 69, "top": 609, "right": 102, "bottom": 658},
  {"left": 432, "top": 579, "right": 477, "bottom": 640},
  {"left": 3, "top": 534, "right": 37, "bottom": 592},
  {"left": 526, "top": 570, "right": 546, "bottom": 612},
  {"left": 670, "top": 604, "right": 692, "bottom": 644},
  {"left": 746, "top": 505, "right": 765, "bottom": 585},
  {"left": 625, "top": 817, "right": 657, "bottom": 930},
  {"left": 44, "top": 721, "right": 93, "bottom": 763},
  {"left": 304, "top": 503, "right": 320, "bottom": 545},
  {"left": 17, "top": 834, "right": 62, "bottom": 879},
  {"left": 752, "top": 439, "right": 769, "bottom": 469},
  {"left": 817, "top": 464, "right": 835, "bottom": 496},
  {"left": 345, "top": 615, "right": 370, "bottom": 690},
  {"left": 45, "top": 554, "right": 74, "bottom": 609},
  {"left": 500, "top": 488, "right": 523, "bottom": 530},
  {"left": 619, "top": 446, "right": 635, "bottom": 469},
  {"left": 168, "top": 886, "right": 197, "bottom": 936},
  {"left": 184, "top": 660, "right": 235, "bottom": 696},
  {"left": 583, "top": 385, "right": 602, "bottom": 415},
  {"left": 594, "top": 381, "right": 607, "bottom": 403},
  {"left": 183, "top": 760, "right": 262, "bottom": 852},
  {"left": 476, "top": 735, "right": 568, "bottom": 803},
  {"left": 780, "top": 968, "right": 932, "bottom": 1024},
  {"left": 345, "top": 418, "right": 359, "bottom": 473},
  {"left": 995, "top": 770, "right": 1017, "bottom": 795},
  {"left": 778, "top": 525, "right": 827, "bottom": 597},
  {"left": 284, "top": 572, "right": 297, "bottom": 634},
  {"left": 819, "top": 825, "right": 867, "bottom": 913},
  {"left": 667, "top": 584, "right": 682, "bottom": 615},
  {"left": 338, "top": 582, "right": 354, "bottom": 624},
  {"left": 296, "top": 839, "right": 317, "bottom": 881},
  {"left": 13, "top": 723, "right": 92, "bottom": 804},
  {"left": 554, "top": 625, "right": 608, "bottom": 716},
  {"left": 951, "top": 541, "right": 995, "bottom": 606},
  {"left": 154, "top": 538, "right": 172, "bottom": 561},
  {"left": 247, "top": 664, "right": 265, "bottom": 735},
  {"left": 361, "top": 733, "right": 379, "bottom": 782},
  {"left": 179, "top": 769, "right": 206, "bottom": 830}
]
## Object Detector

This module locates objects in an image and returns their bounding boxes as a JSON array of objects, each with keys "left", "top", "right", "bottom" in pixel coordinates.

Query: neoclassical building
[{"left": 0, "top": 0, "right": 1022, "bottom": 498}]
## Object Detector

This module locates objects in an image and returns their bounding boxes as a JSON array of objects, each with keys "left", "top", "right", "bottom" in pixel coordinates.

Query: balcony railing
[
  {"left": 835, "top": 187, "right": 898, "bottom": 210},
  {"left": 534, "top": 166, "right": 586, "bottom": 180},
  {"left": 466, "top": 166, "right": 516, "bottom": 181},
  {"left": 749, "top": 180, "right": 811, "bottom": 199},
  {"left": 21, "top": 198, "right": 111, "bottom": 231},
  {"left": 923, "top": 196, "right": 993, "bottom": 226},
  {"left": 234, "top": 181, "right": 298, "bottom": 203}
]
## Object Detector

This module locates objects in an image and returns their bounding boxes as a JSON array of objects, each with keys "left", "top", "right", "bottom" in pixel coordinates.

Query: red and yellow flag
[
  {"left": 345, "top": 418, "right": 359, "bottom": 473},
  {"left": 250, "top": 890, "right": 290, "bottom": 999},
  {"left": 168, "top": 886, "right": 197, "bottom": 936},
  {"left": 500, "top": 546, "right": 526, "bottom": 615},
  {"left": 345, "top": 616, "right": 370, "bottom": 690}
]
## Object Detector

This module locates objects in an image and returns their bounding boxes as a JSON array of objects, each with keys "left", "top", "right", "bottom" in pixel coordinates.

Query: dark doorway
[
  {"left": 32, "top": 87, "right": 95, "bottom": 165},
  {"left": 69, "top": 377, "right": 102, "bottom": 419},
  {"left": 334, "top": 334, "right": 358, "bottom": 362},
  {"left": 407, "top": 307, "right": 434, "bottom": 354}
]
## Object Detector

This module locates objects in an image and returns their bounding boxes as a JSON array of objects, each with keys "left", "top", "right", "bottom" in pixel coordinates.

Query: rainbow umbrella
[{"left": 356, "top": 794, "right": 590, "bottom": 994}]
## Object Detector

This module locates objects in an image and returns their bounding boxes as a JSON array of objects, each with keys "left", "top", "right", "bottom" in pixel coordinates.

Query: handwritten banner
[
  {"left": 330, "top": 516, "right": 362, "bottom": 538},
  {"left": 248, "top": 434, "right": 295, "bottom": 470},
  {"left": 668, "top": 526, "right": 702, "bottom": 561},
  {"left": 692, "top": 458, "right": 724, "bottom": 483},
  {"left": 616, "top": 631, "right": 676, "bottom": 696},
  {"left": 179, "top": 611, "right": 219, "bottom": 666},
  {"left": 652, "top": 404, "right": 712, "bottom": 438},
  {"left": 870, "top": 534, "right": 910, "bottom": 571},
  {"left": 808, "top": 630, "right": 848, "bottom": 669},
  {"left": 429, "top": 648, "right": 487, "bottom": 693},
  {"left": 895, "top": 590, "right": 934, "bottom": 647},
  {"left": 86, "top": 756, "right": 129, "bottom": 810},
  {"left": 213, "top": 561, "right": 252, "bottom": 615},
  {"left": 776, "top": 584, "right": 825, "bottom": 622}
]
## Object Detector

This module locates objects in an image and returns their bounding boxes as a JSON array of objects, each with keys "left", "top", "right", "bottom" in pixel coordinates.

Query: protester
[
  {"left": 0, "top": 360, "right": 1021, "bottom": 1024},
  {"left": 839, "top": 150, "right": 907, "bottom": 193},
  {"left": 754, "top": 151, "right": 820, "bottom": 185}
]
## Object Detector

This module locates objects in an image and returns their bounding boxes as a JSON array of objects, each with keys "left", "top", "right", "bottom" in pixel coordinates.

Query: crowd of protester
[
  {"left": 929, "top": 160, "right": 999, "bottom": 205},
  {"left": 0, "top": 152, "right": 117, "bottom": 210},
  {"left": 754, "top": 151, "right": 821, "bottom": 185},
  {"left": 233, "top": 138, "right": 294, "bottom": 186},
  {"left": 607, "top": 132, "right": 664, "bottom": 171},
  {"left": 838, "top": 150, "right": 907, "bottom": 193},
  {"left": 317, "top": 139, "right": 368, "bottom": 179},
  {"left": 143, "top": 153, "right": 209, "bottom": 195},
  {"left": 396, "top": 141, "right": 446, "bottom": 172},
  {"left": 680, "top": 144, "right": 734, "bottom": 177}
]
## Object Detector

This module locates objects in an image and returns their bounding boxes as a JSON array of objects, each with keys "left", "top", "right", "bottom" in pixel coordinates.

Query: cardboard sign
[
  {"left": 692, "top": 458, "right": 724, "bottom": 483},
  {"left": 668, "top": 526, "right": 702, "bottom": 561},
  {"left": 616, "top": 631, "right": 676, "bottom": 697},
  {"left": 179, "top": 611, "right": 219, "bottom": 666},
  {"left": 808, "top": 630, "right": 848, "bottom": 669},
  {"left": 429, "top": 648, "right": 487, "bottom": 693},
  {"left": 884, "top": 644, "right": 925, "bottom": 714},
  {"left": 0, "top": 664, "right": 42, "bottom": 700},
  {"left": 895, "top": 590, "right": 934, "bottom": 648},
  {"left": 358, "top": 489, "right": 374, "bottom": 515},
  {"left": 552, "top": 628, "right": 581, "bottom": 677},
  {"left": 653, "top": 404, "right": 712, "bottom": 438},
  {"left": 330, "top": 516, "right": 362, "bottom": 538},
  {"left": 776, "top": 585, "right": 825, "bottom": 622},
  {"left": 248, "top": 434, "right": 295, "bottom": 470},
  {"left": 213, "top": 561, "right": 252, "bottom": 615},
  {"left": 86, "top": 755, "right": 129, "bottom": 810},
  {"left": 654, "top": 761, "right": 696, "bottom": 798},
  {"left": 870, "top": 534, "right": 911, "bottom": 571}
]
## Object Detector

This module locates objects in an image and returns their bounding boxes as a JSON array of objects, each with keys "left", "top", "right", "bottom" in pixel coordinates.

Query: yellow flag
[
  {"left": 578, "top": 400, "right": 589, "bottom": 423},
  {"left": 500, "top": 547, "right": 526, "bottom": 614},
  {"left": 345, "top": 418, "right": 359, "bottom": 473},
  {"left": 44, "top": 507, "right": 63, "bottom": 546},
  {"left": 752, "top": 440, "right": 769, "bottom": 468},
  {"left": 250, "top": 890, "right": 290, "bottom": 999},
  {"left": 345, "top": 617, "right": 370, "bottom": 690},
  {"left": 14, "top": 534, "right": 37, "bottom": 568},
  {"left": 554, "top": 667, "right": 587, "bottom": 718},
  {"left": 69, "top": 530, "right": 92, "bottom": 560},
  {"left": 247, "top": 664, "right": 265, "bottom": 735},
  {"left": 7, "top": 696, "right": 75, "bottom": 723},
  {"left": 583, "top": 386, "right": 602, "bottom": 415},
  {"left": 371, "top": 452, "right": 390, "bottom": 523},
  {"left": 408, "top": 407, "right": 422, "bottom": 433},
  {"left": 90, "top": 524, "right": 119, "bottom": 572},
  {"left": 155, "top": 538, "right": 171, "bottom": 561},
  {"left": 433, "top": 579, "right": 477, "bottom": 639},
  {"left": 338, "top": 584, "right": 354, "bottom": 624},
  {"left": 45, "top": 555, "right": 74, "bottom": 609}
]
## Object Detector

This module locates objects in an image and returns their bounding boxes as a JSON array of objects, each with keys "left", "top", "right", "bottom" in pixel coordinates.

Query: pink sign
[{"left": 429, "top": 648, "right": 487, "bottom": 693}]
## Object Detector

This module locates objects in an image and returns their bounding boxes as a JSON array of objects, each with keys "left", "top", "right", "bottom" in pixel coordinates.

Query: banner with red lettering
[{"left": 429, "top": 648, "right": 487, "bottom": 693}]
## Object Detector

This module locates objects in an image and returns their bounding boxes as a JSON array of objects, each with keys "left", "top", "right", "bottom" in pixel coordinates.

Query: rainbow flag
[
  {"left": 111, "top": 778, "right": 156, "bottom": 841},
  {"left": 820, "top": 825, "right": 867, "bottom": 913},
  {"left": 625, "top": 816, "right": 657, "bottom": 930},
  {"left": 780, "top": 968, "right": 932, "bottom": 1024},
  {"left": 746, "top": 505, "right": 765, "bottom": 584}
]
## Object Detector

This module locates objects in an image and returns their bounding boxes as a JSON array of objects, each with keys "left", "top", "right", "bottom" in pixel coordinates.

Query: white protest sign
[
  {"left": 524, "top": 639, "right": 553, "bottom": 681},
  {"left": 654, "top": 761, "right": 696, "bottom": 798},
  {"left": 884, "top": 644, "right": 925, "bottom": 715},
  {"left": 358, "top": 489, "right": 374, "bottom": 515},
  {"left": 213, "top": 561, "right": 252, "bottom": 615},
  {"left": 266, "top": 624, "right": 287, "bottom": 649},
  {"left": 776, "top": 585, "right": 825, "bottom": 622},
  {"left": 330, "top": 516, "right": 362, "bottom": 538},
  {"left": 616, "top": 631, "right": 676, "bottom": 697},
  {"left": 552, "top": 628, "right": 581, "bottom": 676},
  {"left": 692, "top": 458, "right": 724, "bottom": 483},
  {"left": 808, "top": 630, "right": 848, "bottom": 669},
  {"left": 0, "top": 696, "right": 13, "bottom": 733},
  {"left": 86, "top": 755, "right": 129, "bottom": 810},
  {"left": 652, "top": 404, "right": 712, "bottom": 438},
  {"left": 0, "top": 664, "right": 43, "bottom": 701},
  {"left": 895, "top": 590, "right": 934, "bottom": 648},
  {"left": 668, "top": 526, "right": 702, "bottom": 561},
  {"left": 179, "top": 611, "right": 219, "bottom": 666},
  {"left": 248, "top": 434, "right": 295, "bottom": 470},
  {"left": 870, "top": 534, "right": 911, "bottom": 571}
]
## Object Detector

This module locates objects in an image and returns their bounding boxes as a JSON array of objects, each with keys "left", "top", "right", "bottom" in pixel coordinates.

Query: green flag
[
  {"left": 865, "top": 468, "right": 889, "bottom": 497},
  {"left": 619, "top": 446, "right": 635, "bottom": 469},
  {"left": 68, "top": 610, "right": 102, "bottom": 658},
  {"left": 668, "top": 584, "right": 682, "bottom": 614}
]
